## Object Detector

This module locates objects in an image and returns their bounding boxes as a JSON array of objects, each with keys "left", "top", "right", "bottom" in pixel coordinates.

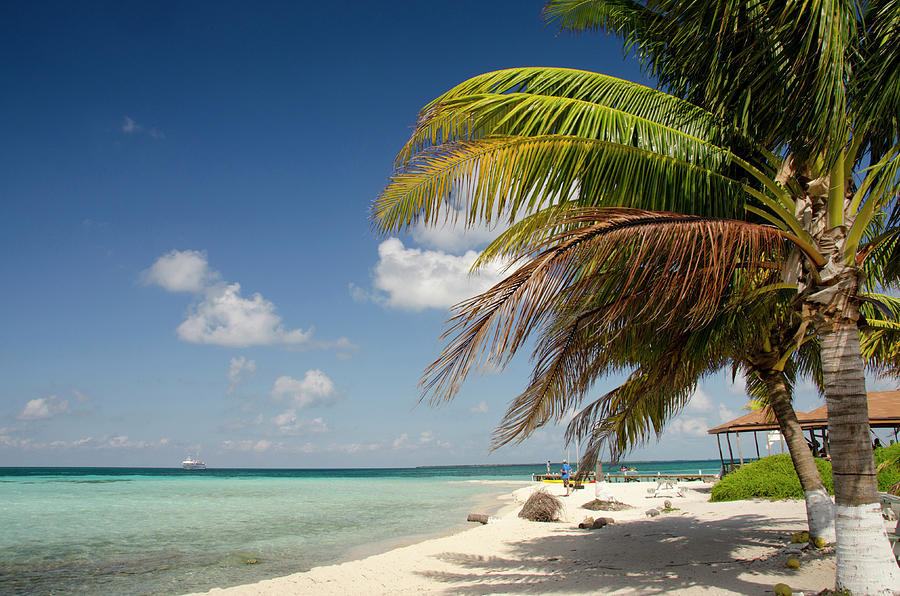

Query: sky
[{"left": 2, "top": 1, "right": 895, "bottom": 468}]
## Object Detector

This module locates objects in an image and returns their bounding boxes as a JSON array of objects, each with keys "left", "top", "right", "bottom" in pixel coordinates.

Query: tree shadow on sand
[{"left": 414, "top": 511, "right": 834, "bottom": 594}]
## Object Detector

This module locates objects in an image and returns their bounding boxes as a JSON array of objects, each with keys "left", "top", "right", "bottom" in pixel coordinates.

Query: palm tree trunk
[
  {"left": 759, "top": 369, "right": 835, "bottom": 542},
  {"left": 815, "top": 317, "right": 900, "bottom": 593}
]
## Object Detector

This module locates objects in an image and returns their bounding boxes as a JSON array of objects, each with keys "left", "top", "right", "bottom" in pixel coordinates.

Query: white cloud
[
  {"left": 18, "top": 396, "right": 70, "bottom": 420},
  {"left": 718, "top": 404, "right": 735, "bottom": 422},
  {"left": 328, "top": 442, "right": 381, "bottom": 454},
  {"left": 121, "top": 116, "right": 165, "bottom": 139},
  {"left": 144, "top": 250, "right": 315, "bottom": 348},
  {"left": 271, "top": 410, "right": 329, "bottom": 434},
  {"left": 270, "top": 370, "right": 337, "bottom": 408},
  {"left": 368, "top": 238, "right": 506, "bottom": 311},
  {"left": 142, "top": 249, "right": 217, "bottom": 293},
  {"left": 392, "top": 430, "right": 451, "bottom": 450},
  {"left": 348, "top": 282, "right": 369, "bottom": 303},
  {"left": 417, "top": 430, "right": 452, "bottom": 449},
  {"left": 178, "top": 283, "right": 312, "bottom": 347},
  {"left": 227, "top": 356, "right": 257, "bottom": 395},
  {"left": 221, "top": 439, "right": 274, "bottom": 453},
  {"left": 1, "top": 433, "right": 170, "bottom": 450},
  {"left": 727, "top": 374, "right": 748, "bottom": 395},
  {"left": 122, "top": 116, "right": 141, "bottom": 133},
  {"left": 669, "top": 417, "right": 710, "bottom": 438},
  {"left": 686, "top": 388, "right": 713, "bottom": 412},
  {"left": 72, "top": 390, "right": 91, "bottom": 403},
  {"left": 411, "top": 214, "right": 510, "bottom": 253},
  {"left": 470, "top": 400, "right": 489, "bottom": 414}
]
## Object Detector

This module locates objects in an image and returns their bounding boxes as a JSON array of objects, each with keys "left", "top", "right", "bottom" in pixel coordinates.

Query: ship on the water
[{"left": 181, "top": 458, "right": 206, "bottom": 470}]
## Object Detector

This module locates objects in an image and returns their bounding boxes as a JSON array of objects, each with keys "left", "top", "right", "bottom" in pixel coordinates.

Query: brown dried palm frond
[
  {"left": 490, "top": 274, "right": 787, "bottom": 457},
  {"left": 421, "top": 207, "right": 787, "bottom": 406}
]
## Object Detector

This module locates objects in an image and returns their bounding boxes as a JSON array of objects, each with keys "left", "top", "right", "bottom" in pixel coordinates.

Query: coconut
[
  {"left": 785, "top": 557, "right": 800, "bottom": 569},
  {"left": 774, "top": 583, "right": 792, "bottom": 596}
]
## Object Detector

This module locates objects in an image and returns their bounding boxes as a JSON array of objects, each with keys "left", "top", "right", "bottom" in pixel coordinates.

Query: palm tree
[{"left": 373, "top": 2, "right": 900, "bottom": 591}]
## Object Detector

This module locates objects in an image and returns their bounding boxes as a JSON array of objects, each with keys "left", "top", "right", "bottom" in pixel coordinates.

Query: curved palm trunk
[
  {"left": 759, "top": 370, "right": 835, "bottom": 542},
  {"left": 815, "top": 317, "right": 900, "bottom": 593}
]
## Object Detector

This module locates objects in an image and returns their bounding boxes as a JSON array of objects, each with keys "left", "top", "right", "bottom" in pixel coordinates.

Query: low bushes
[
  {"left": 710, "top": 454, "right": 834, "bottom": 502},
  {"left": 874, "top": 443, "right": 900, "bottom": 493}
]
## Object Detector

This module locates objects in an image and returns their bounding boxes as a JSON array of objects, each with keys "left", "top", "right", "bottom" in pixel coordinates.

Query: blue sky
[{"left": 2, "top": 1, "right": 892, "bottom": 468}]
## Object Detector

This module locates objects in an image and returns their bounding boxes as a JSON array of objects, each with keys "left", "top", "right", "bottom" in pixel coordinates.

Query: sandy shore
[{"left": 187, "top": 480, "right": 835, "bottom": 595}]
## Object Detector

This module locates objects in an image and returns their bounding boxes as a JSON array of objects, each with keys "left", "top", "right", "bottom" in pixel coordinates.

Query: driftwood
[{"left": 467, "top": 513, "right": 490, "bottom": 524}]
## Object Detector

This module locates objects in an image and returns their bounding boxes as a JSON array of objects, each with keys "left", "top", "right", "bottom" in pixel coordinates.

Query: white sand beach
[{"left": 187, "top": 480, "right": 835, "bottom": 595}]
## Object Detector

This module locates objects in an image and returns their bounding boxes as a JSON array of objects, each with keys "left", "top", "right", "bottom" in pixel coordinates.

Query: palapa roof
[
  {"left": 800, "top": 390, "right": 900, "bottom": 428},
  {"left": 707, "top": 390, "right": 900, "bottom": 435}
]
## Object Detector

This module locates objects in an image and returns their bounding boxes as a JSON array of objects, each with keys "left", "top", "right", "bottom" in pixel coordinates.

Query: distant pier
[{"left": 533, "top": 472, "right": 718, "bottom": 483}]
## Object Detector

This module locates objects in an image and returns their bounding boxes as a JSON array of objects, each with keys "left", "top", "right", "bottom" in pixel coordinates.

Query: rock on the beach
[
  {"left": 645, "top": 508, "right": 660, "bottom": 517},
  {"left": 579, "top": 517, "right": 595, "bottom": 529}
]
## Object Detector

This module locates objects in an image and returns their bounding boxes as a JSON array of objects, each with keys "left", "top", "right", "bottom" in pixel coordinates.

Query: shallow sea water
[{"left": 0, "top": 461, "right": 718, "bottom": 595}]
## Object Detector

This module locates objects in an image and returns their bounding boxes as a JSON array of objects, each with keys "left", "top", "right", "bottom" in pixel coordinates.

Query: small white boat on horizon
[{"left": 181, "top": 458, "right": 206, "bottom": 470}]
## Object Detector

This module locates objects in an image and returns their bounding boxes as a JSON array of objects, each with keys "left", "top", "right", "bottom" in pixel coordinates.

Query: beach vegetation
[
  {"left": 710, "top": 455, "right": 834, "bottom": 502},
  {"left": 374, "top": 0, "right": 900, "bottom": 591},
  {"left": 874, "top": 443, "right": 900, "bottom": 494}
]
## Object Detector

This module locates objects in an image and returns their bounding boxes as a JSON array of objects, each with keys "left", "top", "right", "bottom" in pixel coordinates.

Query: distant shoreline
[{"left": 0, "top": 458, "right": 722, "bottom": 472}]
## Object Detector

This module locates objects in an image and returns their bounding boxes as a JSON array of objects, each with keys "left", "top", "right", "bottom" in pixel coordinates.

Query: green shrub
[
  {"left": 874, "top": 443, "right": 900, "bottom": 493},
  {"left": 710, "top": 454, "right": 834, "bottom": 502}
]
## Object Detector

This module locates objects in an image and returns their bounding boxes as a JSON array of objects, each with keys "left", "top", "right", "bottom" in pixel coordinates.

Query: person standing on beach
[
  {"left": 561, "top": 459, "right": 572, "bottom": 496},
  {"left": 546, "top": 460, "right": 551, "bottom": 474}
]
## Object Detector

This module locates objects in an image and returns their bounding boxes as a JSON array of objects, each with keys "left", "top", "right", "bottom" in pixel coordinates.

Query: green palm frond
[
  {"left": 402, "top": 92, "right": 738, "bottom": 171},
  {"left": 544, "top": 0, "right": 859, "bottom": 166},
  {"left": 411, "top": 67, "right": 725, "bottom": 143},
  {"left": 856, "top": 0, "right": 900, "bottom": 158},
  {"left": 860, "top": 292, "right": 900, "bottom": 377},
  {"left": 374, "top": 136, "right": 752, "bottom": 234},
  {"left": 397, "top": 67, "right": 754, "bottom": 166}
]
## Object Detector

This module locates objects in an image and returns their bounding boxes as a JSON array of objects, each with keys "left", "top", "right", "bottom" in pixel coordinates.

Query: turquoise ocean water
[{"left": 0, "top": 460, "right": 719, "bottom": 595}]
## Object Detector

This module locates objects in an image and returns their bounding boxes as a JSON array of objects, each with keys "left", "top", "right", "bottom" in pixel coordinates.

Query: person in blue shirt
[{"left": 561, "top": 459, "right": 572, "bottom": 496}]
